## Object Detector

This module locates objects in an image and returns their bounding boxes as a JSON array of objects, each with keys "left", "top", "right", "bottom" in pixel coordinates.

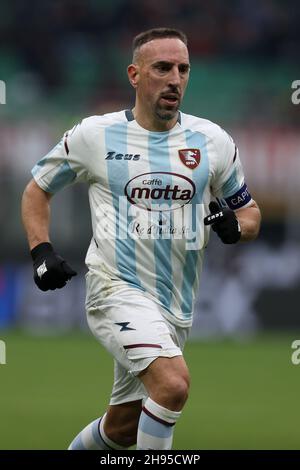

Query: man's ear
[{"left": 127, "top": 64, "right": 139, "bottom": 88}]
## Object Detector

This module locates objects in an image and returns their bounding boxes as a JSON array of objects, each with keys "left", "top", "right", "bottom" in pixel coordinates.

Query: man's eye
[
  {"left": 156, "top": 65, "right": 170, "bottom": 72},
  {"left": 179, "top": 66, "right": 189, "bottom": 74}
]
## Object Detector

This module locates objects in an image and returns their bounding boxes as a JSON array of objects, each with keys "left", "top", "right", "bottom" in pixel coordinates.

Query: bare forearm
[
  {"left": 236, "top": 201, "right": 261, "bottom": 242},
  {"left": 21, "top": 179, "right": 52, "bottom": 250}
]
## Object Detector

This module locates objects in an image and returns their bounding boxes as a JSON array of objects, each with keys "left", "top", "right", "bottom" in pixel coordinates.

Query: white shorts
[{"left": 86, "top": 284, "right": 190, "bottom": 405}]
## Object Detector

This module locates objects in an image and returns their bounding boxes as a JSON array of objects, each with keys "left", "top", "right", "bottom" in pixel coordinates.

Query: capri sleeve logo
[{"left": 225, "top": 182, "right": 252, "bottom": 210}]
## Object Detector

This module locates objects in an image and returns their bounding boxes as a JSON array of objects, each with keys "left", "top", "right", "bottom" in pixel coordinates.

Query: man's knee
[
  {"left": 158, "top": 374, "right": 190, "bottom": 409},
  {"left": 139, "top": 357, "right": 190, "bottom": 411}
]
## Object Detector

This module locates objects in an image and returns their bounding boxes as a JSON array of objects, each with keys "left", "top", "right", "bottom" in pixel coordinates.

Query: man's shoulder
[
  {"left": 70, "top": 110, "right": 127, "bottom": 148},
  {"left": 180, "top": 112, "right": 228, "bottom": 142},
  {"left": 81, "top": 110, "right": 127, "bottom": 131}
]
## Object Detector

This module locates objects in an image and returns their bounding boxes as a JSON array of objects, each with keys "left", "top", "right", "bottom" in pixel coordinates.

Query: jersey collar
[{"left": 125, "top": 109, "right": 181, "bottom": 125}]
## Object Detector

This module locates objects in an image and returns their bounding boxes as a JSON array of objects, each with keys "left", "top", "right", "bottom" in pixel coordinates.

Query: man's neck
[{"left": 132, "top": 107, "right": 178, "bottom": 132}]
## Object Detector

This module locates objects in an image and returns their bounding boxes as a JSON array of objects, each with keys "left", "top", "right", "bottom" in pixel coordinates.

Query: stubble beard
[{"left": 154, "top": 100, "right": 181, "bottom": 121}]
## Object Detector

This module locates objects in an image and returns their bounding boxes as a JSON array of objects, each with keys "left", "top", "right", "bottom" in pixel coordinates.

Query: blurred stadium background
[{"left": 0, "top": 0, "right": 300, "bottom": 450}]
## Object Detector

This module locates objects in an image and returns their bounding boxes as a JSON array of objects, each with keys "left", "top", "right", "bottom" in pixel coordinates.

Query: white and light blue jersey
[{"left": 32, "top": 110, "right": 253, "bottom": 327}]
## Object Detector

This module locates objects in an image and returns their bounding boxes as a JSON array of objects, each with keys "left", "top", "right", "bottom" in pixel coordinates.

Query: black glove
[
  {"left": 204, "top": 201, "right": 241, "bottom": 244},
  {"left": 31, "top": 242, "right": 77, "bottom": 291}
]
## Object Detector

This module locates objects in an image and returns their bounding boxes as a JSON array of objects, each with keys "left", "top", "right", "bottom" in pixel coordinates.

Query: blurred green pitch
[{"left": 0, "top": 332, "right": 299, "bottom": 449}]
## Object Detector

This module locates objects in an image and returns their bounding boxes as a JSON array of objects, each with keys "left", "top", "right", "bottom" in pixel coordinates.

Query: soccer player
[{"left": 21, "top": 28, "right": 261, "bottom": 450}]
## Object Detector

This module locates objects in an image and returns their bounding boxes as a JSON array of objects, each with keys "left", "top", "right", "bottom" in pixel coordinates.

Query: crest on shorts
[{"left": 178, "top": 149, "right": 201, "bottom": 169}]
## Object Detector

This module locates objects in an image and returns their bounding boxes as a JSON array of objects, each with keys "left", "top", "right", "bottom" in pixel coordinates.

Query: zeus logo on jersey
[
  {"left": 106, "top": 151, "right": 140, "bottom": 160},
  {"left": 125, "top": 172, "right": 195, "bottom": 211}
]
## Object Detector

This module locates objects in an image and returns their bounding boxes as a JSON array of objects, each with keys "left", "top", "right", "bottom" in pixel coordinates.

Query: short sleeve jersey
[{"left": 32, "top": 110, "right": 253, "bottom": 327}]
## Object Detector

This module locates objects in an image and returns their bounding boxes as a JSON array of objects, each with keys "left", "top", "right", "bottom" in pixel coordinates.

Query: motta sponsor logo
[{"left": 124, "top": 172, "right": 195, "bottom": 211}]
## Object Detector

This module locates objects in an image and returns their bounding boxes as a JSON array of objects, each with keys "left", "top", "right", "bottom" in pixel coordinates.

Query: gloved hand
[
  {"left": 204, "top": 201, "right": 241, "bottom": 244},
  {"left": 31, "top": 242, "right": 77, "bottom": 291}
]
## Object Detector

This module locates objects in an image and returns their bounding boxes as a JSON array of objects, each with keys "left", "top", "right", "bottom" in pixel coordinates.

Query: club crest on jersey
[{"left": 178, "top": 149, "right": 201, "bottom": 169}]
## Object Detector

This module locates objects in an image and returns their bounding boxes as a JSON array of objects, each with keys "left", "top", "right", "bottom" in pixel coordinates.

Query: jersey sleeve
[
  {"left": 211, "top": 128, "right": 253, "bottom": 210},
  {"left": 31, "top": 121, "right": 92, "bottom": 193}
]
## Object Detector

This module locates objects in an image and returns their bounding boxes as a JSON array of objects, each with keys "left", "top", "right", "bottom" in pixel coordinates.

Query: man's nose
[{"left": 168, "top": 67, "right": 181, "bottom": 86}]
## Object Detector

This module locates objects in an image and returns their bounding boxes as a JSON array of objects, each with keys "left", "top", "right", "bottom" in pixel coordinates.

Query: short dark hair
[{"left": 132, "top": 27, "right": 188, "bottom": 62}]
